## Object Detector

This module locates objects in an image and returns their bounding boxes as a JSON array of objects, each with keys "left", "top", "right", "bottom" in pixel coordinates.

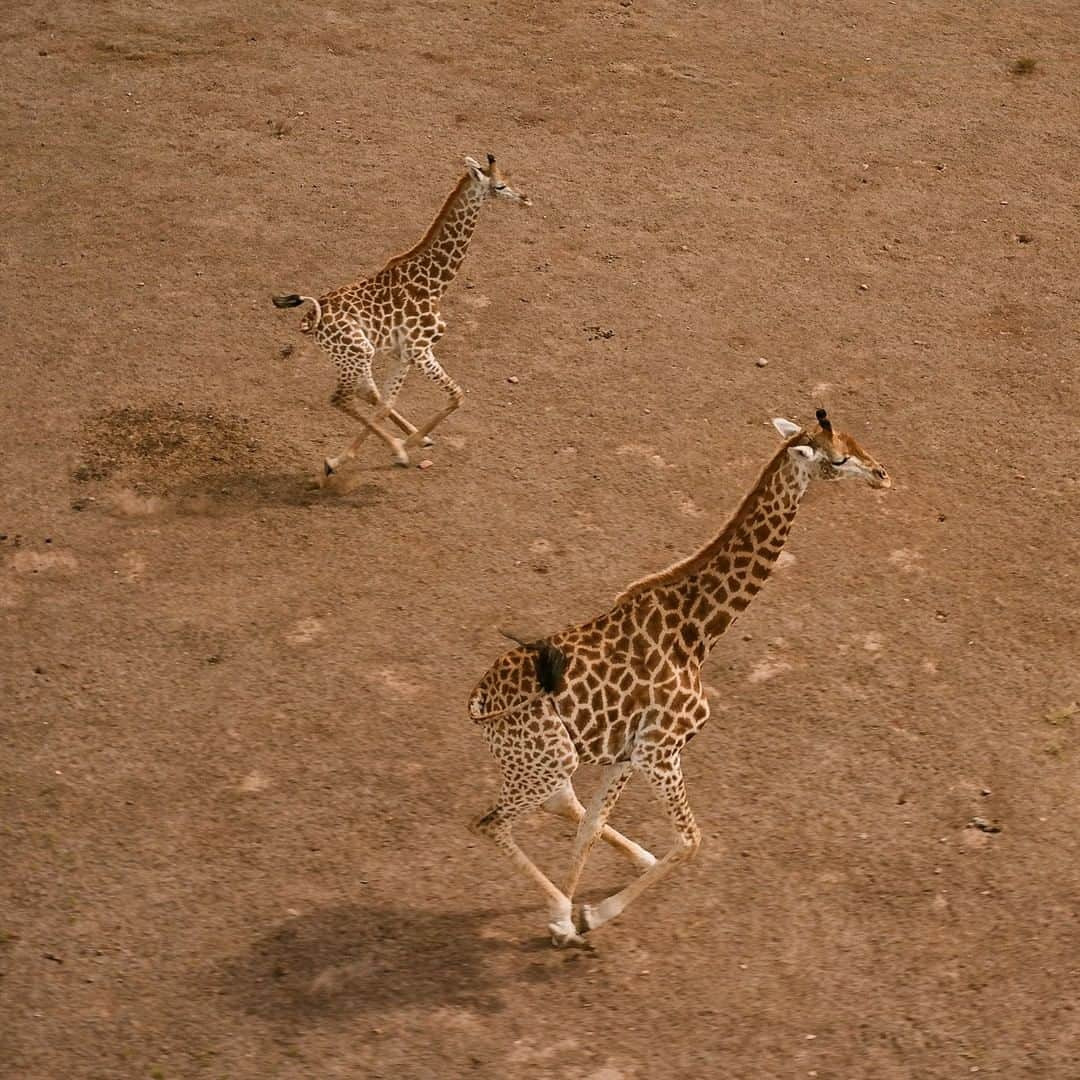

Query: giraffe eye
[
  {"left": 494, "top": 183, "right": 506, "bottom": 190},
  {"left": 831, "top": 456, "right": 849, "bottom": 466}
]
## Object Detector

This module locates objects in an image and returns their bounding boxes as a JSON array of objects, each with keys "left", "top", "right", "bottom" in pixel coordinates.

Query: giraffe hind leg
[
  {"left": 471, "top": 699, "right": 586, "bottom": 947},
  {"left": 325, "top": 400, "right": 424, "bottom": 474},
  {"left": 326, "top": 389, "right": 409, "bottom": 471},
  {"left": 322, "top": 330, "right": 410, "bottom": 473}
]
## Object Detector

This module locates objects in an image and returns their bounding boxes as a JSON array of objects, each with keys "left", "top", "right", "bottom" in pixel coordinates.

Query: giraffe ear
[
  {"left": 464, "top": 156, "right": 486, "bottom": 181},
  {"left": 772, "top": 417, "right": 801, "bottom": 439},
  {"left": 788, "top": 444, "right": 816, "bottom": 461}
]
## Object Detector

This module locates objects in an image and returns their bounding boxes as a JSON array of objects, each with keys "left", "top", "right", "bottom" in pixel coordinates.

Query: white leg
[
  {"left": 471, "top": 804, "right": 578, "bottom": 945},
  {"left": 403, "top": 349, "right": 463, "bottom": 448},
  {"left": 323, "top": 333, "right": 409, "bottom": 471},
  {"left": 562, "top": 763, "right": 634, "bottom": 903},
  {"left": 581, "top": 751, "right": 700, "bottom": 934},
  {"left": 379, "top": 350, "right": 434, "bottom": 446},
  {"left": 543, "top": 781, "right": 656, "bottom": 872},
  {"left": 472, "top": 699, "right": 586, "bottom": 947}
]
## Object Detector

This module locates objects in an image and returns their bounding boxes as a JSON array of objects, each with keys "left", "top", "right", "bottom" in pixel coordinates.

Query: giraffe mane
[
  {"left": 379, "top": 172, "right": 473, "bottom": 273},
  {"left": 613, "top": 438, "right": 799, "bottom": 604}
]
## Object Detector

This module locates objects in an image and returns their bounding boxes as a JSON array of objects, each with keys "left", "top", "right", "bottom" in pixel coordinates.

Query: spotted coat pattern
[
  {"left": 276, "top": 157, "right": 528, "bottom": 469},
  {"left": 468, "top": 419, "right": 890, "bottom": 945}
]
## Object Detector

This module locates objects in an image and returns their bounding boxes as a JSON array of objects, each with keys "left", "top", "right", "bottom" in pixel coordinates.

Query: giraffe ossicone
[
  {"left": 272, "top": 153, "right": 530, "bottom": 475},
  {"left": 468, "top": 409, "right": 890, "bottom": 946}
]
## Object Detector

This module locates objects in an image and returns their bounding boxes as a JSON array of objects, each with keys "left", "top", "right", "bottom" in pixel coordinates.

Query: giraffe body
[
  {"left": 469, "top": 411, "right": 891, "bottom": 946},
  {"left": 273, "top": 154, "right": 529, "bottom": 472}
]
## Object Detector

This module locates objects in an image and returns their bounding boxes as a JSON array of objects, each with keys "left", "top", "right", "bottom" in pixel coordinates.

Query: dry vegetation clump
[{"left": 74, "top": 404, "right": 259, "bottom": 485}]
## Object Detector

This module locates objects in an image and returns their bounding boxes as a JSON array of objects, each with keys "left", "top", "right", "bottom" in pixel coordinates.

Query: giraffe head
[
  {"left": 772, "top": 409, "right": 891, "bottom": 489},
  {"left": 464, "top": 154, "right": 532, "bottom": 206}
]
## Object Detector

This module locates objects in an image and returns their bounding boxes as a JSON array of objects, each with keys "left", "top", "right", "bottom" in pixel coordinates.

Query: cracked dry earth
[{"left": 3, "top": 2, "right": 1079, "bottom": 1078}]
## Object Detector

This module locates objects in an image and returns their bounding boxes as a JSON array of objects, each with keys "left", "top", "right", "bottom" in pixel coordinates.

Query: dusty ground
[{"left": 3, "top": 1, "right": 1079, "bottom": 1077}]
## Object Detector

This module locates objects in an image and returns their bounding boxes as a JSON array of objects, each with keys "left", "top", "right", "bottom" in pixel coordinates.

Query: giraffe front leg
[
  {"left": 378, "top": 356, "right": 432, "bottom": 446},
  {"left": 328, "top": 402, "right": 422, "bottom": 470},
  {"left": 375, "top": 352, "right": 434, "bottom": 451},
  {"left": 543, "top": 781, "right": 657, "bottom": 872},
  {"left": 561, "top": 763, "right": 634, "bottom": 908},
  {"left": 580, "top": 749, "right": 701, "bottom": 936},
  {"left": 403, "top": 349, "right": 463, "bottom": 449},
  {"left": 384, "top": 408, "right": 433, "bottom": 446},
  {"left": 323, "top": 333, "right": 409, "bottom": 474},
  {"left": 325, "top": 378, "right": 409, "bottom": 475}
]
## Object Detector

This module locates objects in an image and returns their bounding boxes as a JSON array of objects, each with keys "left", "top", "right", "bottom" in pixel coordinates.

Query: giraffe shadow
[
  {"left": 163, "top": 468, "right": 389, "bottom": 513},
  {"left": 215, "top": 902, "right": 564, "bottom": 1027}
]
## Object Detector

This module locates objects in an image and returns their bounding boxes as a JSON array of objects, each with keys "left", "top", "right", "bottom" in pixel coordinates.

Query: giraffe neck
[
  {"left": 380, "top": 174, "right": 485, "bottom": 298},
  {"left": 620, "top": 445, "right": 811, "bottom": 660}
]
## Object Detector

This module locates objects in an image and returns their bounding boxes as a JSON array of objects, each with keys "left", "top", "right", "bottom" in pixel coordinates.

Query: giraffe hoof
[
  {"left": 323, "top": 460, "right": 336, "bottom": 477},
  {"left": 580, "top": 904, "right": 602, "bottom": 933},
  {"left": 403, "top": 432, "right": 429, "bottom": 451},
  {"left": 633, "top": 851, "right": 658, "bottom": 873},
  {"left": 548, "top": 920, "right": 590, "bottom": 949}
]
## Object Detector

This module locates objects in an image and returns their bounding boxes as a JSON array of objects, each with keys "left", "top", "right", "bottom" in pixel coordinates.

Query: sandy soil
[{"left": 2, "top": 2, "right": 1079, "bottom": 1077}]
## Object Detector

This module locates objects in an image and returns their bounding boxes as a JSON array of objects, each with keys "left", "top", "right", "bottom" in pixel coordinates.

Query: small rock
[
  {"left": 858, "top": 283, "right": 869, "bottom": 291},
  {"left": 417, "top": 459, "right": 434, "bottom": 470},
  {"left": 969, "top": 817, "right": 1001, "bottom": 834},
  {"left": 507, "top": 375, "right": 520, "bottom": 384},
  {"left": 1044, "top": 702, "right": 1078, "bottom": 725},
  {"left": 755, "top": 357, "right": 768, "bottom": 368}
]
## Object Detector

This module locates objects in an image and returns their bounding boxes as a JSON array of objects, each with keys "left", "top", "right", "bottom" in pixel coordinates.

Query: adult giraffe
[{"left": 469, "top": 410, "right": 891, "bottom": 946}]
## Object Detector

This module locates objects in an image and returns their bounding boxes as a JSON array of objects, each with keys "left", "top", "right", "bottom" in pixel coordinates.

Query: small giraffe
[
  {"left": 468, "top": 409, "right": 890, "bottom": 946},
  {"left": 273, "top": 154, "right": 530, "bottom": 472}
]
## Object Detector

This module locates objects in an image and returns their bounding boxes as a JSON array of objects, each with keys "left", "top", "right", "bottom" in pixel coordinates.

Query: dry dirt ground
[{"left": 2, "top": 2, "right": 1079, "bottom": 1077}]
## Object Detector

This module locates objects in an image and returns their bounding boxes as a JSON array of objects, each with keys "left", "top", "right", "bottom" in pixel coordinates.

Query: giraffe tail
[
  {"left": 499, "top": 629, "right": 568, "bottom": 695},
  {"left": 271, "top": 294, "right": 322, "bottom": 333}
]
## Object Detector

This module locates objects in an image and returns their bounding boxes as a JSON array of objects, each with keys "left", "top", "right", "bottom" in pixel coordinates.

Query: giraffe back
[
  {"left": 469, "top": 592, "right": 709, "bottom": 764},
  {"left": 310, "top": 276, "right": 443, "bottom": 353}
]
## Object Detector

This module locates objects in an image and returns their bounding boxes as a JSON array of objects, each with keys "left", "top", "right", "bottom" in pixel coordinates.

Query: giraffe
[
  {"left": 272, "top": 154, "right": 530, "bottom": 473},
  {"left": 468, "top": 409, "right": 891, "bottom": 946}
]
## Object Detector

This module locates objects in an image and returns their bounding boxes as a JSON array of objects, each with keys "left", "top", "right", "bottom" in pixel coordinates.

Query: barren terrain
[{"left": 2, "top": 2, "right": 1079, "bottom": 1077}]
